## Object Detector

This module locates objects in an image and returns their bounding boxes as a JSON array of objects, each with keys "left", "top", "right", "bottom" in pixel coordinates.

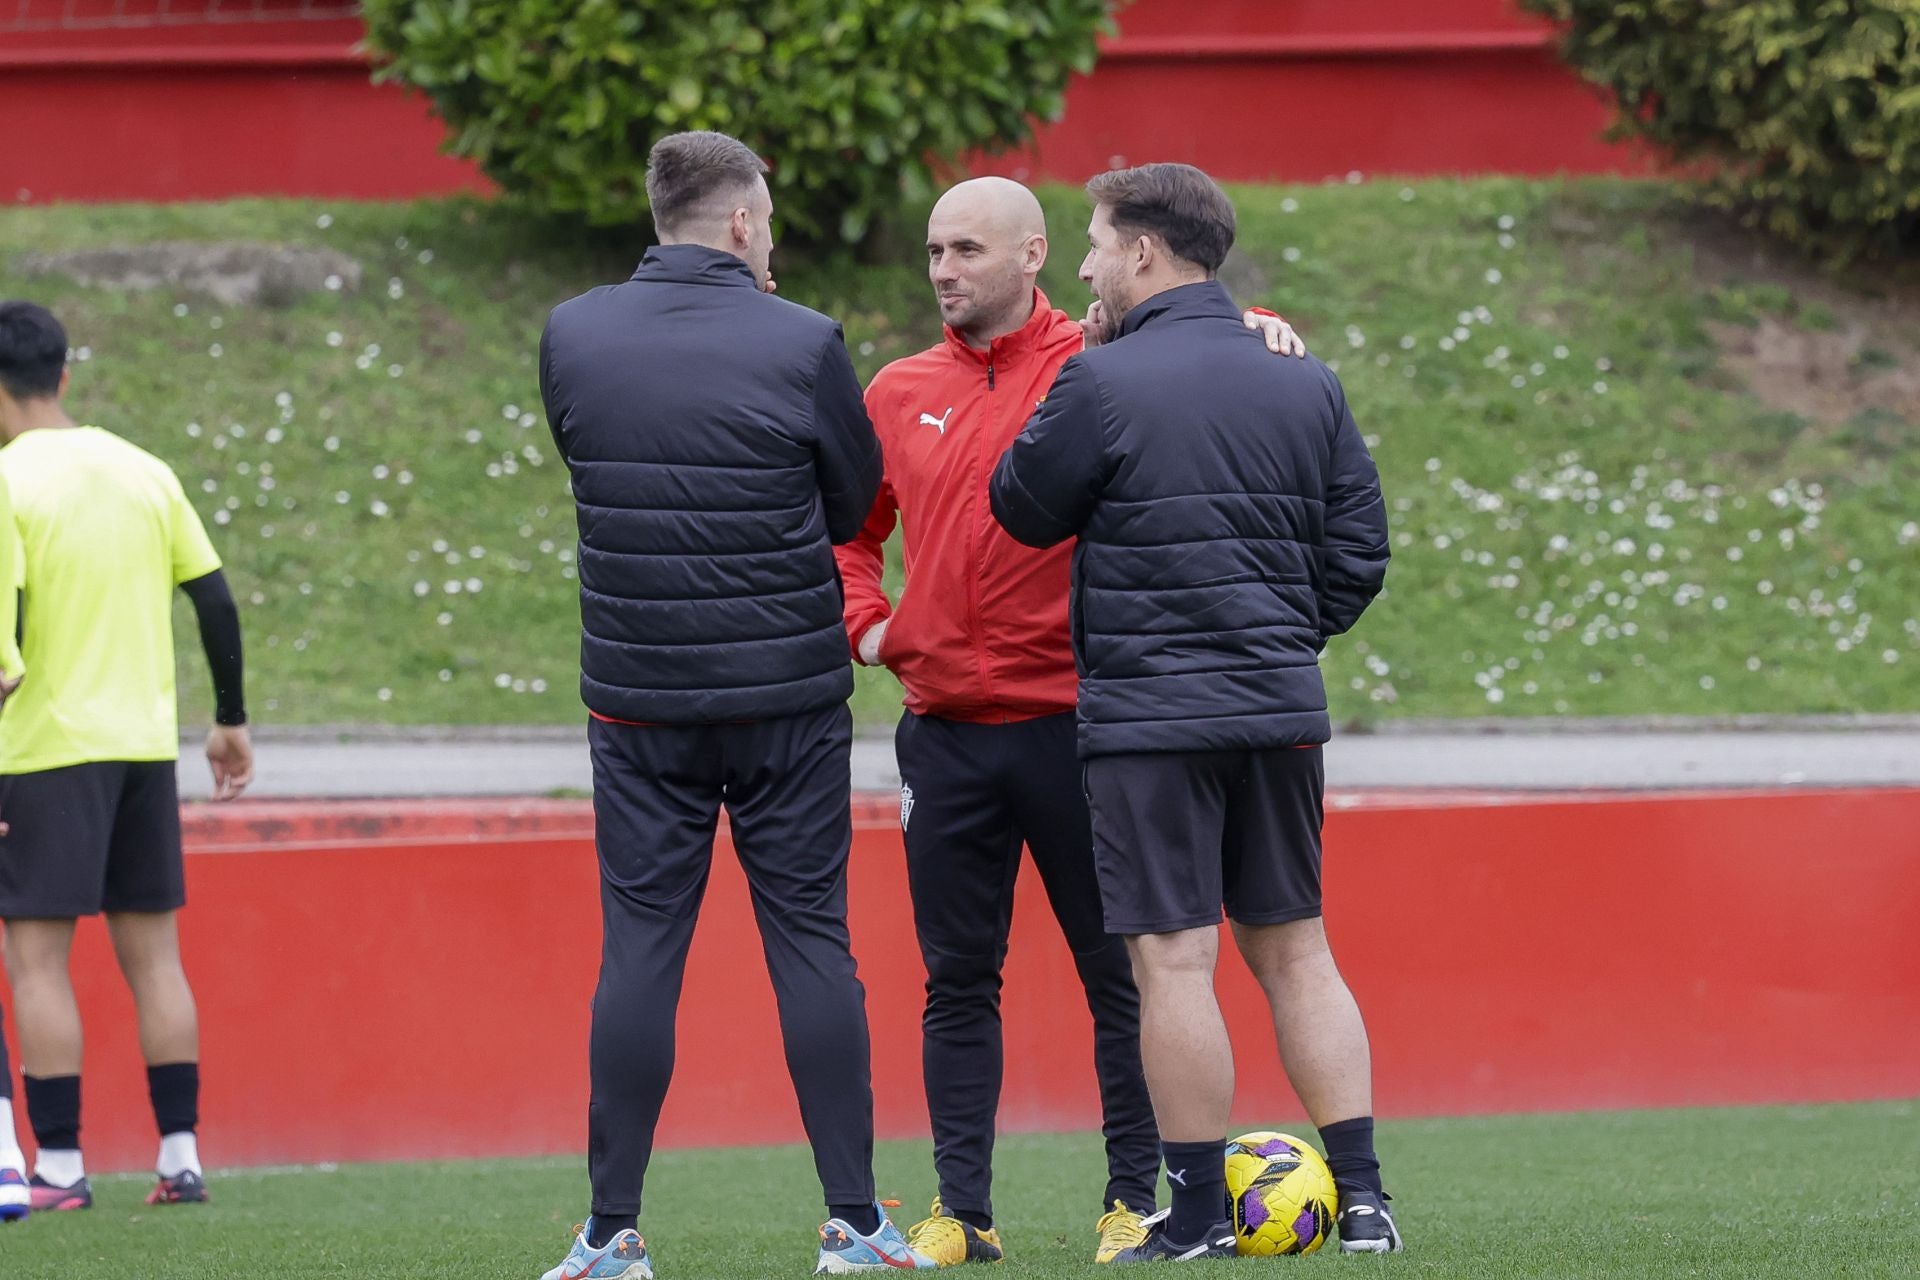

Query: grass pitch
[{"left": 2, "top": 1100, "right": 1913, "bottom": 1278}]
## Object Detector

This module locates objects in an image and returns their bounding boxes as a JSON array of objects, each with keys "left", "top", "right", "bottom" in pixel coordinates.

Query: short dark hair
[
  {"left": 645, "top": 131, "right": 770, "bottom": 237},
  {"left": 1086, "top": 163, "right": 1237, "bottom": 274},
  {"left": 0, "top": 301, "right": 68, "bottom": 401}
]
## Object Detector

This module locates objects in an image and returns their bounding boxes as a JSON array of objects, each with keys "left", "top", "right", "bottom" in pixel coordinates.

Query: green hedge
[
  {"left": 1522, "top": 0, "right": 1920, "bottom": 257},
  {"left": 361, "top": 0, "right": 1115, "bottom": 243}
]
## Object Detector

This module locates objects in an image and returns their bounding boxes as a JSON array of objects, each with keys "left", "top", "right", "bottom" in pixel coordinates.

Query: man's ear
[
  {"left": 1023, "top": 233, "right": 1049, "bottom": 275},
  {"left": 57, "top": 366, "right": 72, "bottom": 400},
  {"left": 730, "top": 206, "right": 752, "bottom": 249},
  {"left": 1133, "top": 234, "right": 1157, "bottom": 276}
]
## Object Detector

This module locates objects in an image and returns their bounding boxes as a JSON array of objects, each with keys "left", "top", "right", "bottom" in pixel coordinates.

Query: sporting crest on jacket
[{"left": 900, "top": 783, "right": 915, "bottom": 830}]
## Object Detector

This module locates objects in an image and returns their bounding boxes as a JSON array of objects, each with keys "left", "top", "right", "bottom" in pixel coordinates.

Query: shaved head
[
  {"left": 930, "top": 177, "right": 1047, "bottom": 245},
  {"left": 926, "top": 178, "right": 1050, "bottom": 349}
]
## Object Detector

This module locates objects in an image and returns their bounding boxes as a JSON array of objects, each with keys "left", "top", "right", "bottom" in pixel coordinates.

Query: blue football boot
[
  {"left": 539, "top": 1219, "right": 654, "bottom": 1280},
  {"left": 814, "top": 1202, "right": 937, "bottom": 1273}
]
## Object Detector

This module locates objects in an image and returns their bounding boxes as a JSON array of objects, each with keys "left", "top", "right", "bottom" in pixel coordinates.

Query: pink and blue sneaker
[
  {"left": 29, "top": 1175, "right": 91, "bottom": 1212},
  {"left": 539, "top": 1219, "right": 653, "bottom": 1280},
  {"left": 814, "top": 1203, "right": 937, "bottom": 1273},
  {"left": 0, "top": 1168, "right": 28, "bottom": 1223}
]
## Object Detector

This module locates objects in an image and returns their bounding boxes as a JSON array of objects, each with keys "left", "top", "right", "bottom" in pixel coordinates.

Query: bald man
[{"left": 836, "top": 177, "right": 1302, "bottom": 1266}]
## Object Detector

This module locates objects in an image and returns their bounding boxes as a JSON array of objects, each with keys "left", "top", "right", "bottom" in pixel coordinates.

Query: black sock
[
  {"left": 147, "top": 1062, "right": 200, "bottom": 1137},
  {"left": 1318, "top": 1116, "right": 1383, "bottom": 1198},
  {"left": 952, "top": 1207, "right": 993, "bottom": 1231},
  {"left": 1162, "top": 1139, "right": 1227, "bottom": 1243},
  {"left": 587, "top": 1215, "right": 637, "bottom": 1248},
  {"left": 829, "top": 1202, "right": 881, "bottom": 1235},
  {"left": 23, "top": 1074, "right": 80, "bottom": 1153}
]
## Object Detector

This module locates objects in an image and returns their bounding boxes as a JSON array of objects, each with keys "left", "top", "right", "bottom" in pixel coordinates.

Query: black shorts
[
  {"left": 1085, "top": 745, "right": 1324, "bottom": 935},
  {"left": 0, "top": 761, "right": 186, "bottom": 918}
]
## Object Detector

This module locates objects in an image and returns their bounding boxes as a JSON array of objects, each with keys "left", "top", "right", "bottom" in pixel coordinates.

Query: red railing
[{"left": 0, "top": 0, "right": 354, "bottom": 32}]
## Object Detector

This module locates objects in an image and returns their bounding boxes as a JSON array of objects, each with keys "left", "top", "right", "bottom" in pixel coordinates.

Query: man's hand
[
  {"left": 1244, "top": 309, "right": 1306, "bottom": 357},
  {"left": 206, "top": 723, "right": 254, "bottom": 801},
  {"left": 1079, "top": 300, "right": 1108, "bottom": 349},
  {"left": 857, "top": 620, "right": 890, "bottom": 667}
]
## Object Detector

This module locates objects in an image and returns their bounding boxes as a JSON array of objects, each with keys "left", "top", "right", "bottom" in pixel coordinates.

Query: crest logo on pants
[{"left": 900, "top": 783, "right": 915, "bottom": 831}]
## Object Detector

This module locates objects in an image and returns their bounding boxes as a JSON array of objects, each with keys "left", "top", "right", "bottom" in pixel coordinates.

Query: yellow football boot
[
  {"left": 1094, "top": 1200, "right": 1150, "bottom": 1264},
  {"left": 904, "top": 1197, "right": 1005, "bottom": 1265}
]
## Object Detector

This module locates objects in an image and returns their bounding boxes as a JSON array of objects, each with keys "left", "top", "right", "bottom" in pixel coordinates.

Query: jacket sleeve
[
  {"left": 834, "top": 379, "right": 900, "bottom": 660},
  {"left": 810, "top": 330, "right": 885, "bottom": 545},
  {"left": 538, "top": 316, "right": 568, "bottom": 461},
  {"left": 1318, "top": 373, "right": 1390, "bottom": 642},
  {"left": 989, "top": 355, "right": 1108, "bottom": 548}
]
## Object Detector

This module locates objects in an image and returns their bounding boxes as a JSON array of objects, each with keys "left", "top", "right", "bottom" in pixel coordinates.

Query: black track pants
[
  {"left": 586, "top": 705, "right": 876, "bottom": 1217},
  {"left": 896, "top": 710, "right": 1159, "bottom": 1222}
]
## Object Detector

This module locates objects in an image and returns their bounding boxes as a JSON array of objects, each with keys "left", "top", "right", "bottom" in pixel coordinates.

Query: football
[{"left": 1224, "top": 1131, "right": 1338, "bottom": 1256}]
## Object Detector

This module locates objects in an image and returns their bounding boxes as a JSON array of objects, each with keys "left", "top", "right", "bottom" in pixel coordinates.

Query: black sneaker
[
  {"left": 146, "top": 1169, "right": 210, "bottom": 1205},
  {"left": 1336, "top": 1190, "right": 1402, "bottom": 1254},
  {"left": 1107, "top": 1208, "right": 1236, "bottom": 1263}
]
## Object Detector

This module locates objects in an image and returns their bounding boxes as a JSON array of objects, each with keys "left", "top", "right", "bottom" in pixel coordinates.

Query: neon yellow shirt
[
  {"left": 0, "top": 426, "right": 222, "bottom": 774},
  {"left": 0, "top": 470, "right": 22, "bottom": 681}
]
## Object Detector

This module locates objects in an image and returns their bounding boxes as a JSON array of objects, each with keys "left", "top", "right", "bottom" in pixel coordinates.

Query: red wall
[
  {"left": 978, "top": 0, "right": 1641, "bottom": 184},
  {"left": 0, "top": 1, "right": 1641, "bottom": 206},
  {"left": 5, "top": 788, "right": 1915, "bottom": 1173}
]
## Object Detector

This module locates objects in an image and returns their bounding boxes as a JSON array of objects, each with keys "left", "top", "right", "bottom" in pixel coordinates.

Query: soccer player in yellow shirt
[
  {"left": 0, "top": 301, "right": 252, "bottom": 1214},
  {"left": 0, "top": 466, "right": 24, "bottom": 1220}
]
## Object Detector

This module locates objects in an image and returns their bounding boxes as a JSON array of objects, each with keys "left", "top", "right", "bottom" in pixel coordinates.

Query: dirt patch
[
  {"left": 12, "top": 242, "right": 364, "bottom": 308},
  {"left": 1683, "top": 215, "right": 1920, "bottom": 427},
  {"left": 1706, "top": 317, "right": 1920, "bottom": 426},
  {"left": 1543, "top": 199, "right": 1920, "bottom": 429}
]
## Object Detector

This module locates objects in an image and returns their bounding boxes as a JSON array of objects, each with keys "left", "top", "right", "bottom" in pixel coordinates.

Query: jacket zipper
[{"left": 971, "top": 357, "right": 999, "bottom": 710}]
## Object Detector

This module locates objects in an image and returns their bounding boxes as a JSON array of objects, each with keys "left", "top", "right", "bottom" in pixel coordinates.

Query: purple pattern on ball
[
  {"left": 1254, "top": 1139, "right": 1295, "bottom": 1158},
  {"left": 1292, "top": 1208, "right": 1317, "bottom": 1244},
  {"left": 1242, "top": 1195, "right": 1270, "bottom": 1230}
]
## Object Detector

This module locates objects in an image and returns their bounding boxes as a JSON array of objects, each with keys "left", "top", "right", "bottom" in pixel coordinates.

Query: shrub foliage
[
  {"left": 1522, "top": 0, "right": 1920, "bottom": 256},
  {"left": 362, "top": 0, "right": 1116, "bottom": 242}
]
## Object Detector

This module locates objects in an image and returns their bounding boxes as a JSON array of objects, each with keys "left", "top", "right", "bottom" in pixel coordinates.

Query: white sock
[
  {"left": 35, "top": 1148, "right": 84, "bottom": 1188},
  {"left": 0, "top": 1102, "right": 21, "bottom": 1172},
  {"left": 158, "top": 1131, "right": 201, "bottom": 1179}
]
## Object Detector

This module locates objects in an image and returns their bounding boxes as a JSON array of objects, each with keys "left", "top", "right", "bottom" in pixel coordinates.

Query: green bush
[
  {"left": 361, "top": 0, "right": 1115, "bottom": 243},
  {"left": 1521, "top": 0, "right": 1920, "bottom": 257}
]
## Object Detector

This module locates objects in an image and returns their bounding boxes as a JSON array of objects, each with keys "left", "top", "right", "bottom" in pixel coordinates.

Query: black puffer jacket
[
  {"left": 540, "top": 244, "right": 881, "bottom": 724},
  {"left": 990, "top": 280, "right": 1389, "bottom": 757}
]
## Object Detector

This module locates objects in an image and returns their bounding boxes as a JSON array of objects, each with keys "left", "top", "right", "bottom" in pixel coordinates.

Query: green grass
[
  {"left": 4, "top": 1101, "right": 1915, "bottom": 1277},
  {"left": 2, "top": 180, "right": 1917, "bottom": 728}
]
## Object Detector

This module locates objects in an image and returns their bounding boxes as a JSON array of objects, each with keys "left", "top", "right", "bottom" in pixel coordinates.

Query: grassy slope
[
  {"left": 2, "top": 1102, "right": 1915, "bottom": 1278},
  {"left": 1, "top": 180, "right": 1915, "bottom": 729}
]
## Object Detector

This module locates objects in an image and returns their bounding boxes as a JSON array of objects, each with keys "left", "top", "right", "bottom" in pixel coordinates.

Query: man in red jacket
[{"left": 837, "top": 177, "right": 1300, "bottom": 1267}]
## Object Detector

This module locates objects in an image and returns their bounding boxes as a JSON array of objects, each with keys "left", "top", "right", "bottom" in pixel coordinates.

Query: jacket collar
[
  {"left": 631, "top": 243, "right": 759, "bottom": 288},
  {"left": 1116, "top": 279, "right": 1237, "bottom": 339},
  {"left": 942, "top": 287, "right": 1071, "bottom": 367}
]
